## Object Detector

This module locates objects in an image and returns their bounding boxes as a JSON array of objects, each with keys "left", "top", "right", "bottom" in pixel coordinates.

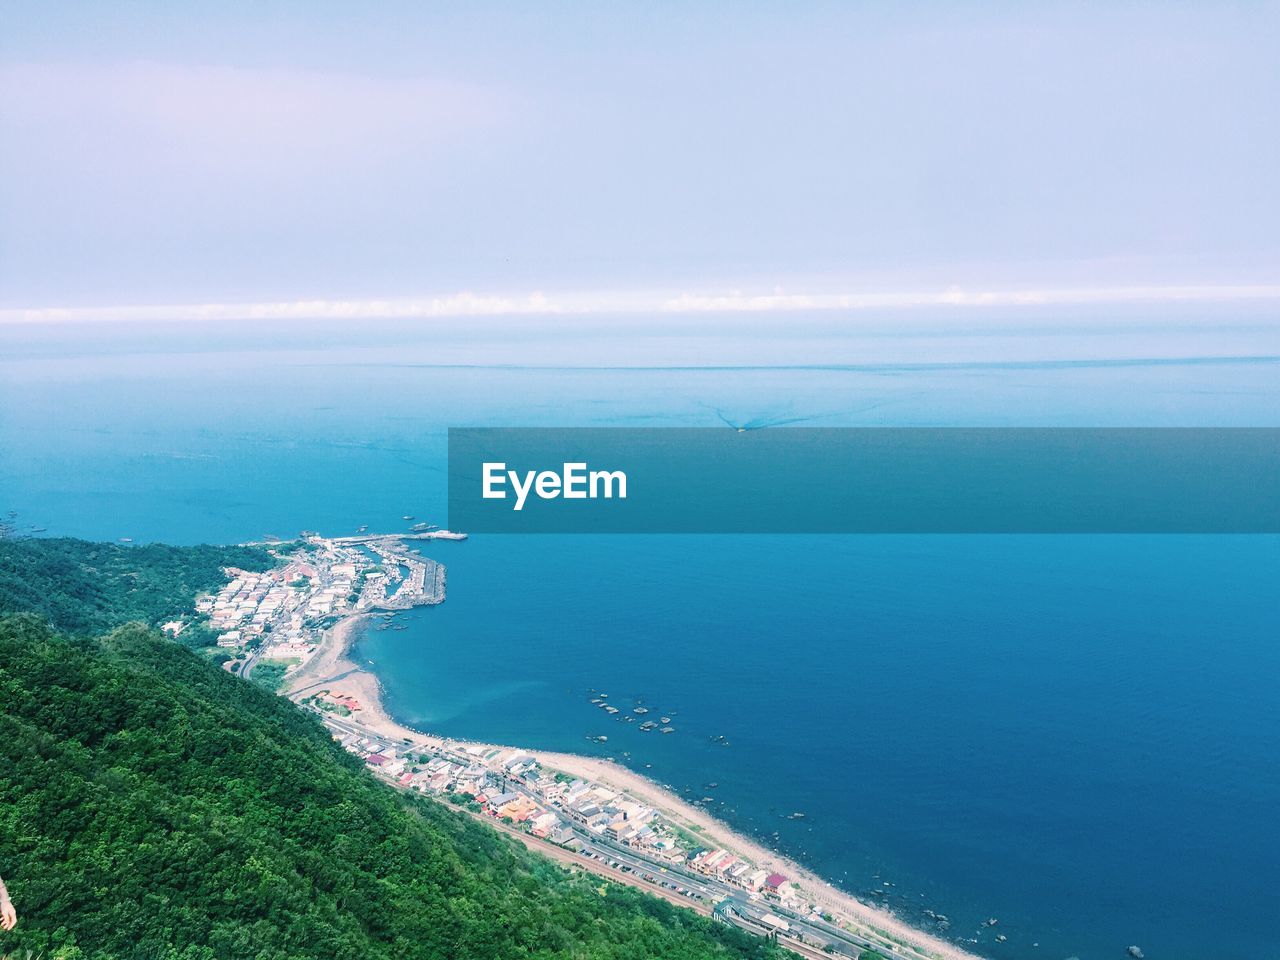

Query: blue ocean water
[{"left": 2, "top": 313, "right": 1278, "bottom": 959}]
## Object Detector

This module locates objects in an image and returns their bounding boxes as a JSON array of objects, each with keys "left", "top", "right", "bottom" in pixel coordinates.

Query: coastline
[{"left": 286, "top": 613, "right": 983, "bottom": 960}]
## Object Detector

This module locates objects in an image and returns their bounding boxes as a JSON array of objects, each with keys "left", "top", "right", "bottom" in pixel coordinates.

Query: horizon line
[{"left": 3, "top": 283, "right": 1280, "bottom": 324}]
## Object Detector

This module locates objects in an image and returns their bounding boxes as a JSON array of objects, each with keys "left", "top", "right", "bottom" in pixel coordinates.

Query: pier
[{"left": 331, "top": 530, "right": 467, "bottom": 545}]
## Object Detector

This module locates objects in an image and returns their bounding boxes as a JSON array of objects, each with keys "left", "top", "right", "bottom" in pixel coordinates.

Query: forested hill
[
  {"left": 0, "top": 536, "right": 273, "bottom": 635},
  {"left": 0, "top": 539, "right": 780, "bottom": 960}
]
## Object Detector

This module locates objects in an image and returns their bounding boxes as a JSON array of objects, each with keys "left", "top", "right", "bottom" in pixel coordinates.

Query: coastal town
[
  {"left": 313, "top": 708, "right": 980, "bottom": 960},
  {"left": 183, "top": 530, "right": 981, "bottom": 960},
  {"left": 181, "top": 530, "right": 454, "bottom": 683}
]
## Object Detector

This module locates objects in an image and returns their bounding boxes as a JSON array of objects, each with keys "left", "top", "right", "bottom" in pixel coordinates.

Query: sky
[{"left": 1, "top": 2, "right": 1278, "bottom": 318}]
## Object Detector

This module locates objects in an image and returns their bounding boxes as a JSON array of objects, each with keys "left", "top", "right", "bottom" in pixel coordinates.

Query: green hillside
[
  {"left": 0, "top": 539, "right": 779, "bottom": 959},
  {"left": 0, "top": 537, "right": 274, "bottom": 636}
]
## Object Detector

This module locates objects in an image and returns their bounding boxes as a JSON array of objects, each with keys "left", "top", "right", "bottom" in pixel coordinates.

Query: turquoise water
[{"left": 2, "top": 314, "right": 1278, "bottom": 959}]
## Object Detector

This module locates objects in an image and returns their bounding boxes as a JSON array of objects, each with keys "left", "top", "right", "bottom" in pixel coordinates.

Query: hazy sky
[{"left": 1, "top": 2, "right": 1278, "bottom": 314}]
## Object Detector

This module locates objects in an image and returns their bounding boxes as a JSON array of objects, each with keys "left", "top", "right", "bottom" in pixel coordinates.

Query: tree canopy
[
  {"left": 0, "top": 537, "right": 273, "bottom": 636},
  {"left": 0, "top": 537, "right": 781, "bottom": 960}
]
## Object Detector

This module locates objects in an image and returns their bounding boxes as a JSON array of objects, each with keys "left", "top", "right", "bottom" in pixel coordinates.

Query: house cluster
[
  {"left": 202, "top": 565, "right": 305, "bottom": 646},
  {"left": 474, "top": 763, "right": 802, "bottom": 905},
  {"left": 432, "top": 748, "right": 581, "bottom": 846},
  {"left": 328, "top": 731, "right": 585, "bottom": 848},
  {"left": 322, "top": 717, "right": 800, "bottom": 910},
  {"left": 549, "top": 778, "right": 669, "bottom": 852},
  {"left": 356, "top": 741, "right": 412, "bottom": 778},
  {"left": 688, "top": 850, "right": 794, "bottom": 900},
  {"left": 309, "top": 689, "right": 363, "bottom": 715},
  {"left": 196, "top": 540, "right": 376, "bottom": 660},
  {"left": 188, "top": 536, "right": 449, "bottom": 686},
  {"left": 306, "top": 559, "right": 358, "bottom": 618}
]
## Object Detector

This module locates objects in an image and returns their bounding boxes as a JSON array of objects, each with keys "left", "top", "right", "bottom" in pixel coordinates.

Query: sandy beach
[{"left": 286, "top": 614, "right": 982, "bottom": 960}]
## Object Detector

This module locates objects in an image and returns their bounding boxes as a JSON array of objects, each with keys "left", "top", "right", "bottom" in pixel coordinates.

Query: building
[
  {"left": 529, "top": 812, "right": 560, "bottom": 837},
  {"left": 550, "top": 825, "right": 579, "bottom": 848},
  {"left": 495, "top": 795, "right": 540, "bottom": 822}
]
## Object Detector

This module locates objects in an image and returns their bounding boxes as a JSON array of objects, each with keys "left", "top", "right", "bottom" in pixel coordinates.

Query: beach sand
[{"left": 285, "top": 614, "right": 982, "bottom": 960}]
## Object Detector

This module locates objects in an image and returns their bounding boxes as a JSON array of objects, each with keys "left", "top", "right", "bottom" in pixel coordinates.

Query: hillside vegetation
[
  {"left": 0, "top": 537, "right": 273, "bottom": 636},
  {"left": 0, "top": 538, "right": 779, "bottom": 960}
]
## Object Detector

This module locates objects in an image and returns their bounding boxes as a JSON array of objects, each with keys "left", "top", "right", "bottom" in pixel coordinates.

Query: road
[
  {"left": 316, "top": 713, "right": 947, "bottom": 960},
  {"left": 445, "top": 797, "right": 852, "bottom": 960}
]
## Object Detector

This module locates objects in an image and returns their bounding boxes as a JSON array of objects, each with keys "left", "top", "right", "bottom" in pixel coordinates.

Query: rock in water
[{"left": 1127, "top": 947, "right": 1145, "bottom": 959}]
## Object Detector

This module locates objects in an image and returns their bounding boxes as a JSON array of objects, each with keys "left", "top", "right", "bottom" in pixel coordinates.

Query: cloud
[
  {"left": 0, "top": 292, "right": 564, "bottom": 324},
  {"left": 659, "top": 284, "right": 1280, "bottom": 312},
  {"left": 3, "top": 284, "right": 1279, "bottom": 324}
]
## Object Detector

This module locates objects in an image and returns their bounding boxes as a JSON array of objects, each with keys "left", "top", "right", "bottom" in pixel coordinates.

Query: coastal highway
[
  {"left": 315, "top": 716, "right": 842, "bottom": 954},
  {"left": 562, "top": 829, "right": 904, "bottom": 960},
  {"left": 317, "top": 712, "right": 948, "bottom": 960},
  {"left": 451, "top": 808, "right": 854, "bottom": 960},
  {"left": 239, "top": 647, "right": 264, "bottom": 680}
]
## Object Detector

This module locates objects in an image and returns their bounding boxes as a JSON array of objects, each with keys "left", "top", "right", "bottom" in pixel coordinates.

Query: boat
[
  {"left": 118, "top": 537, "right": 133, "bottom": 543},
  {"left": 402, "top": 515, "right": 415, "bottom": 521}
]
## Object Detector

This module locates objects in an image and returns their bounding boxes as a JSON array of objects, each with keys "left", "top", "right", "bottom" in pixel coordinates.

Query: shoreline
[{"left": 285, "top": 613, "right": 984, "bottom": 960}]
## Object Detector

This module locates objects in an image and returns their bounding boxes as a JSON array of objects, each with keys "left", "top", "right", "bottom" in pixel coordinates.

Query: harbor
[{"left": 196, "top": 530, "right": 450, "bottom": 684}]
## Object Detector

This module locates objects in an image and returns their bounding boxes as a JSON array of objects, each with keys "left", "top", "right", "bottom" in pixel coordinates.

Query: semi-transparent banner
[{"left": 447, "top": 428, "right": 1280, "bottom": 533}]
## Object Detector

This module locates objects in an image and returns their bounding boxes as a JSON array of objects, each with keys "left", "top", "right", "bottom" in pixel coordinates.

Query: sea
[{"left": 2, "top": 308, "right": 1277, "bottom": 960}]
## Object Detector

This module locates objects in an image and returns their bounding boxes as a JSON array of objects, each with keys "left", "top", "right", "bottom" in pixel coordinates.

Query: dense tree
[
  {"left": 0, "top": 537, "right": 273, "bottom": 636},
  {"left": 0, "top": 538, "right": 781, "bottom": 960}
]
